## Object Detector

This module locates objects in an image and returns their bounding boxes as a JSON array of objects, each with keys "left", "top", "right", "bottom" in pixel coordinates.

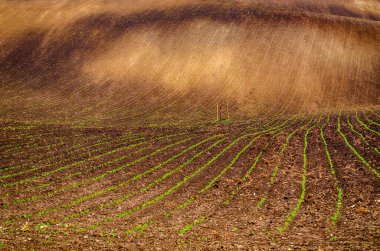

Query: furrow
[
  {"left": 276, "top": 114, "right": 323, "bottom": 233},
  {"left": 320, "top": 114, "right": 343, "bottom": 225},
  {"left": 338, "top": 114, "right": 379, "bottom": 178}
]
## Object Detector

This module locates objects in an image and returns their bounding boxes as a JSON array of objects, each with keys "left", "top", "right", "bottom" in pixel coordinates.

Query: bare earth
[
  {"left": 0, "top": 112, "right": 379, "bottom": 250},
  {"left": 0, "top": 0, "right": 379, "bottom": 250}
]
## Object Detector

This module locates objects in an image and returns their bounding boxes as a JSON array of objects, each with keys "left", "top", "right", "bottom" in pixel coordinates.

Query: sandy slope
[{"left": 0, "top": 1, "right": 379, "bottom": 125}]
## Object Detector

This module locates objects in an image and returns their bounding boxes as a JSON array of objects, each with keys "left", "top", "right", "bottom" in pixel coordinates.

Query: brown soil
[
  {"left": 0, "top": 1, "right": 379, "bottom": 250},
  {"left": 0, "top": 113, "right": 379, "bottom": 250}
]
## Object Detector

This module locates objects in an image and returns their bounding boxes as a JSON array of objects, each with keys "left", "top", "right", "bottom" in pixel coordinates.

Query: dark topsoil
[{"left": 0, "top": 113, "right": 379, "bottom": 250}]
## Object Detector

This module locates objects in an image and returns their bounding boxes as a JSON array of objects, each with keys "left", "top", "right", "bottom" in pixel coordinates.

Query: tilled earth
[{"left": 0, "top": 112, "right": 379, "bottom": 250}]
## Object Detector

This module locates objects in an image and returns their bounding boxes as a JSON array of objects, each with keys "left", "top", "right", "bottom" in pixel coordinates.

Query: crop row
[
  {"left": 338, "top": 114, "right": 379, "bottom": 178},
  {"left": 276, "top": 114, "right": 324, "bottom": 233},
  {"left": 0, "top": 133, "right": 117, "bottom": 173},
  {"left": 0, "top": 133, "right": 148, "bottom": 187},
  {"left": 346, "top": 116, "right": 380, "bottom": 155},
  {"left": 2, "top": 133, "right": 201, "bottom": 224},
  {"left": 70, "top": 115, "right": 299, "bottom": 232},
  {"left": 121, "top": 114, "right": 305, "bottom": 236},
  {"left": 3, "top": 111, "right": 378, "bottom": 240},
  {"left": 2, "top": 132, "right": 189, "bottom": 208},
  {"left": 355, "top": 111, "right": 380, "bottom": 137},
  {"left": 10, "top": 134, "right": 218, "bottom": 207},
  {"left": 257, "top": 116, "right": 312, "bottom": 207},
  {"left": 320, "top": 114, "right": 343, "bottom": 225},
  {"left": 64, "top": 136, "right": 228, "bottom": 223}
]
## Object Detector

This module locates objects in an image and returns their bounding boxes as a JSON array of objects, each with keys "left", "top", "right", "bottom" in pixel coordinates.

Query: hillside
[
  {"left": 0, "top": 1, "right": 379, "bottom": 250},
  {"left": 0, "top": 0, "right": 379, "bottom": 126}
]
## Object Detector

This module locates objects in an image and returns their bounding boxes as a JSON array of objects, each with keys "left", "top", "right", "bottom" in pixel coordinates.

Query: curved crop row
[
  {"left": 257, "top": 116, "right": 312, "bottom": 207},
  {"left": 67, "top": 117, "right": 291, "bottom": 231},
  {"left": 1, "top": 140, "right": 66, "bottom": 161},
  {"left": 83, "top": 134, "right": 253, "bottom": 231},
  {"left": 320, "top": 114, "right": 343, "bottom": 225},
  {"left": 173, "top": 115, "right": 309, "bottom": 236},
  {"left": 9, "top": 146, "right": 148, "bottom": 206},
  {"left": 64, "top": 137, "right": 227, "bottom": 222},
  {"left": 0, "top": 134, "right": 116, "bottom": 179},
  {"left": 338, "top": 114, "right": 379, "bottom": 178},
  {"left": 173, "top": 115, "right": 302, "bottom": 210},
  {"left": 110, "top": 117, "right": 299, "bottom": 234},
  {"left": 1, "top": 115, "right": 297, "bottom": 235},
  {"left": 33, "top": 135, "right": 209, "bottom": 225},
  {"left": 61, "top": 115, "right": 293, "bottom": 226},
  {"left": 364, "top": 111, "right": 380, "bottom": 127},
  {"left": 355, "top": 111, "right": 380, "bottom": 137},
  {"left": 276, "top": 114, "right": 323, "bottom": 233},
  {"left": 10, "top": 132, "right": 186, "bottom": 195},
  {"left": 0, "top": 129, "right": 86, "bottom": 148},
  {"left": 166, "top": 116, "right": 304, "bottom": 235},
  {"left": 10, "top": 135, "right": 222, "bottom": 207},
  {"left": 0, "top": 131, "right": 63, "bottom": 154},
  {"left": 0, "top": 134, "right": 148, "bottom": 186},
  {"left": 1, "top": 133, "right": 186, "bottom": 188},
  {"left": 2, "top": 131, "right": 55, "bottom": 141},
  {"left": 0, "top": 133, "right": 119, "bottom": 173},
  {"left": 2, "top": 134, "right": 197, "bottom": 225},
  {"left": 0, "top": 131, "right": 111, "bottom": 162},
  {"left": 346, "top": 115, "right": 380, "bottom": 155},
  {"left": 0, "top": 141, "right": 42, "bottom": 157}
]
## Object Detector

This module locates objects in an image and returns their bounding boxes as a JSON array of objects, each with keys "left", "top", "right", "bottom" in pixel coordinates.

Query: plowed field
[{"left": 1, "top": 112, "right": 379, "bottom": 250}]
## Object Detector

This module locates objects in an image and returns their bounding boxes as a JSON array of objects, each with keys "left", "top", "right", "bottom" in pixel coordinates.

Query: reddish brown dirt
[
  {"left": 0, "top": 113, "right": 379, "bottom": 250},
  {"left": 0, "top": 1, "right": 379, "bottom": 249}
]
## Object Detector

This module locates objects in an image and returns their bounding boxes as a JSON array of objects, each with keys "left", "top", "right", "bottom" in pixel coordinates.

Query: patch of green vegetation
[
  {"left": 257, "top": 117, "right": 312, "bottom": 207},
  {"left": 346, "top": 115, "right": 380, "bottom": 155},
  {"left": 34, "top": 222, "right": 51, "bottom": 234},
  {"left": 69, "top": 136, "right": 225, "bottom": 230},
  {"left": 126, "top": 221, "right": 153, "bottom": 237},
  {"left": 109, "top": 229, "right": 118, "bottom": 238},
  {"left": 355, "top": 111, "right": 380, "bottom": 136},
  {"left": 196, "top": 236, "right": 208, "bottom": 241},
  {"left": 178, "top": 239, "right": 193, "bottom": 250},
  {"left": 65, "top": 135, "right": 226, "bottom": 225},
  {"left": 257, "top": 196, "right": 267, "bottom": 207},
  {"left": 218, "top": 119, "right": 233, "bottom": 124},
  {"left": 338, "top": 114, "right": 380, "bottom": 178},
  {"left": 330, "top": 235, "right": 337, "bottom": 241},
  {"left": 199, "top": 136, "right": 259, "bottom": 193},
  {"left": 177, "top": 197, "right": 195, "bottom": 210},
  {"left": 277, "top": 114, "right": 323, "bottom": 233},
  {"left": 225, "top": 117, "right": 300, "bottom": 206},
  {"left": 43, "top": 235, "right": 52, "bottom": 246},
  {"left": 321, "top": 114, "right": 343, "bottom": 225},
  {"left": 2, "top": 136, "right": 147, "bottom": 187},
  {"left": 179, "top": 216, "right": 206, "bottom": 235}
]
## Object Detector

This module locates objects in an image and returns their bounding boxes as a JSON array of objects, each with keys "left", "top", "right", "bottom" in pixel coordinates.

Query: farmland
[
  {"left": 0, "top": 0, "right": 380, "bottom": 250},
  {"left": 0, "top": 112, "right": 379, "bottom": 249}
]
